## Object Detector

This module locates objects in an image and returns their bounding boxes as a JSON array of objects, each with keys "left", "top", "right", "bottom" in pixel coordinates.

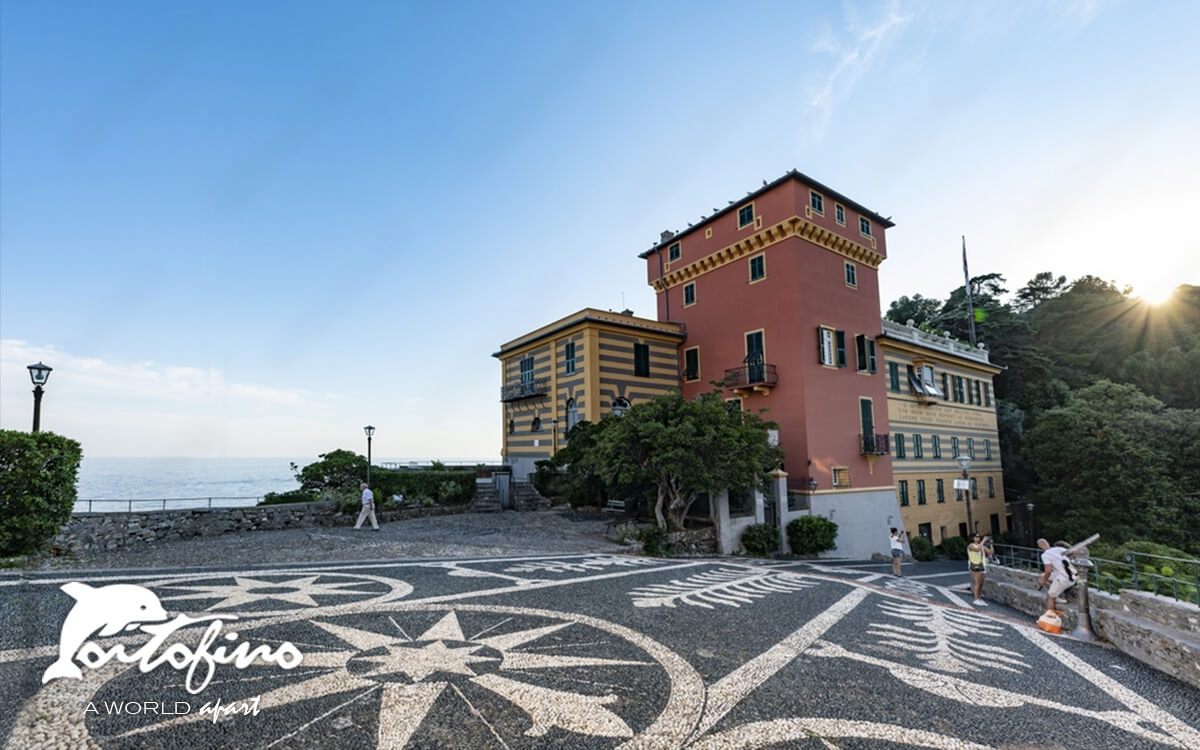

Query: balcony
[
  {"left": 724, "top": 362, "right": 778, "bottom": 397},
  {"left": 859, "top": 433, "right": 890, "bottom": 455},
  {"left": 500, "top": 377, "right": 550, "bottom": 402}
]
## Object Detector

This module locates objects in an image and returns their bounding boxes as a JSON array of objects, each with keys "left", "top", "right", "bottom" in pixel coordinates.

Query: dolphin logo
[{"left": 42, "top": 582, "right": 169, "bottom": 684}]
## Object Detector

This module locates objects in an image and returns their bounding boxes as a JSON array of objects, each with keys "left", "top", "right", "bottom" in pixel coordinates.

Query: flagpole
[{"left": 962, "top": 235, "right": 977, "bottom": 347}]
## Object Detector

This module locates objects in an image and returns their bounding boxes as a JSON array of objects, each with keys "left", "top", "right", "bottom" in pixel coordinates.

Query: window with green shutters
[
  {"left": 913, "top": 434, "right": 923, "bottom": 459},
  {"left": 520, "top": 355, "right": 534, "bottom": 384},
  {"left": 895, "top": 433, "right": 905, "bottom": 459},
  {"left": 564, "top": 342, "right": 576, "bottom": 375},
  {"left": 936, "top": 478, "right": 945, "bottom": 503},
  {"left": 988, "top": 476, "right": 995, "bottom": 498},
  {"left": 835, "top": 331, "right": 846, "bottom": 367},
  {"left": 968, "top": 437, "right": 975, "bottom": 460},
  {"left": 985, "top": 439, "right": 992, "bottom": 460},
  {"left": 888, "top": 362, "right": 900, "bottom": 391},
  {"left": 932, "top": 435, "right": 941, "bottom": 458},
  {"left": 899, "top": 480, "right": 909, "bottom": 506},
  {"left": 917, "top": 479, "right": 927, "bottom": 505},
  {"left": 951, "top": 436, "right": 960, "bottom": 458},
  {"left": 634, "top": 344, "right": 650, "bottom": 377},
  {"left": 984, "top": 382, "right": 992, "bottom": 407}
]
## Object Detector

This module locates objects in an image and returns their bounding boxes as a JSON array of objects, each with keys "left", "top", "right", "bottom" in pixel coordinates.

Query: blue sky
[{"left": 2, "top": 1, "right": 1197, "bottom": 458}]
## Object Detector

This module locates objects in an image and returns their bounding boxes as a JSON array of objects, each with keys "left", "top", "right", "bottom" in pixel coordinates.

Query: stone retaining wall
[
  {"left": 983, "top": 565, "right": 1200, "bottom": 689},
  {"left": 667, "top": 527, "right": 718, "bottom": 556},
  {"left": 53, "top": 501, "right": 470, "bottom": 554}
]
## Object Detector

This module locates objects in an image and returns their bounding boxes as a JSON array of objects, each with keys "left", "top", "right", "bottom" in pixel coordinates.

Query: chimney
[
  {"left": 621, "top": 309, "right": 634, "bottom": 316},
  {"left": 659, "top": 230, "right": 674, "bottom": 243}
]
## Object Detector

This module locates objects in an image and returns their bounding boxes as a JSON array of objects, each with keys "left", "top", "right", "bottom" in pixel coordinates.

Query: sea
[{"left": 74, "top": 457, "right": 493, "bottom": 513}]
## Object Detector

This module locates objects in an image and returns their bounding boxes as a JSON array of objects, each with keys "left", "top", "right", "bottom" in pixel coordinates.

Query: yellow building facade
[
  {"left": 878, "top": 319, "right": 1007, "bottom": 543},
  {"left": 494, "top": 308, "right": 684, "bottom": 479}
]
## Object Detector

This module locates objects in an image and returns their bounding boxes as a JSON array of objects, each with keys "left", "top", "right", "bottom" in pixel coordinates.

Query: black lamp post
[
  {"left": 956, "top": 454, "right": 974, "bottom": 536},
  {"left": 27, "top": 362, "right": 53, "bottom": 433},
  {"left": 1026, "top": 502, "right": 1036, "bottom": 544},
  {"left": 364, "top": 425, "right": 375, "bottom": 485}
]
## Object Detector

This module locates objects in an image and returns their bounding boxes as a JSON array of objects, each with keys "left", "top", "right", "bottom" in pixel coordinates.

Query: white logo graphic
[{"left": 42, "top": 581, "right": 302, "bottom": 693}]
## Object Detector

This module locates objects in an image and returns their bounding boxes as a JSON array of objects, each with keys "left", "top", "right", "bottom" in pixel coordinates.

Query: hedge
[
  {"left": 786, "top": 516, "right": 838, "bottom": 556},
  {"left": 0, "top": 430, "right": 83, "bottom": 556},
  {"left": 740, "top": 523, "right": 778, "bottom": 557}
]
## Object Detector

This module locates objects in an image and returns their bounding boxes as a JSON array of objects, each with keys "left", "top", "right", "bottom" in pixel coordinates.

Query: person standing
[
  {"left": 355, "top": 482, "right": 379, "bottom": 531},
  {"left": 1036, "top": 537, "right": 1074, "bottom": 615},
  {"left": 967, "top": 533, "right": 994, "bottom": 606},
  {"left": 889, "top": 528, "right": 906, "bottom": 576}
]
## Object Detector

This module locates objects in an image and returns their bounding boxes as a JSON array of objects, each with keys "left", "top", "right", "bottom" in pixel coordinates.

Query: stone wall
[
  {"left": 666, "top": 527, "right": 718, "bottom": 556},
  {"left": 54, "top": 501, "right": 470, "bottom": 554},
  {"left": 983, "top": 565, "right": 1200, "bottom": 690}
]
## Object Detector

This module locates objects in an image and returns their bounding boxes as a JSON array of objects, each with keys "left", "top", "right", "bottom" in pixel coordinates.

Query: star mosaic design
[{"left": 156, "top": 575, "right": 378, "bottom": 610}]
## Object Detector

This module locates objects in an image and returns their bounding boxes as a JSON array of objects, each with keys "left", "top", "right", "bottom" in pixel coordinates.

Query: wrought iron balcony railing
[
  {"left": 723, "top": 363, "right": 778, "bottom": 393},
  {"left": 500, "top": 377, "right": 550, "bottom": 402},
  {"left": 859, "top": 433, "right": 890, "bottom": 455}
]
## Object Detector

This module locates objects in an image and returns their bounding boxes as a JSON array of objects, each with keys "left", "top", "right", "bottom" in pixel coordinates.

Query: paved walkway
[{"left": 2, "top": 539, "right": 1198, "bottom": 748}]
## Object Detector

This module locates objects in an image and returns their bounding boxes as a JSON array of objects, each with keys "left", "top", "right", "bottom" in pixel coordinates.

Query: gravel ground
[{"left": 29, "top": 509, "right": 622, "bottom": 571}]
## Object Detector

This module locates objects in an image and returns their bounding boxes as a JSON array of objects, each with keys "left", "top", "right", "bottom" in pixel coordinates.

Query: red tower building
[{"left": 640, "top": 171, "right": 902, "bottom": 553}]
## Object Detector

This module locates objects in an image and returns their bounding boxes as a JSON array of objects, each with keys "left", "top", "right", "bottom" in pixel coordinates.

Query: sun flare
[{"left": 1135, "top": 282, "right": 1177, "bottom": 306}]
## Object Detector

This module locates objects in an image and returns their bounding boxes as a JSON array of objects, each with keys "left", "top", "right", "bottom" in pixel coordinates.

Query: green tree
[
  {"left": 885, "top": 294, "right": 942, "bottom": 329},
  {"left": 1013, "top": 271, "right": 1068, "bottom": 313},
  {"left": 589, "top": 391, "right": 783, "bottom": 531},
  {"left": 0, "top": 430, "right": 83, "bottom": 556},
  {"left": 1024, "top": 381, "right": 1197, "bottom": 553},
  {"left": 292, "top": 449, "right": 367, "bottom": 493}
]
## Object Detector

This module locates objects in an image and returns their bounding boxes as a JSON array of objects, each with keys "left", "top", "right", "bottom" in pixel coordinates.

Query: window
[
  {"left": 564, "top": 342, "right": 576, "bottom": 375},
  {"left": 971, "top": 478, "right": 978, "bottom": 499},
  {"left": 984, "top": 382, "right": 992, "bottom": 407},
  {"left": 974, "top": 380, "right": 982, "bottom": 405},
  {"left": 951, "top": 437, "right": 960, "bottom": 458},
  {"left": 913, "top": 434, "right": 923, "bottom": 459},
  {"left": 967, "top": 379, "right": 975, "bottom": 404},
  {"left": 668, "top": 242, "right": 680, "bottom": 262},
  {"left": 633, "top": 343, "right": 650, "bottom": 377},
  {"left": 835, "top": 204, "right": 845, "bottom": 224},
  {"left": 898, "top": 480, "right": 909, "bottom": 506},
  {"left": 566, "top": 398, "right": 579, "bottom": 430},
  {"left": 728, "top": 488, "right": 753, "bottom": 517},
  {"left": 987, "top": 476, "right": 995, "bottom": 498},
  {"left": 737, "top": 203, "right": 754, "bottom": 228},
  {"left": 894, "top": 433, "right": 906, "bottom": 459},
  {"left": 531, "top": 417, "right": 541, "bottom": 432},
  {"left": 683, "top": 347, "right": 700, "bottom": 381},
  {"left": 959, "top": 522, "right": 968, "bottom": 538},
  {"left": 519, "top": 355, "right": 534, "bottom": 384},
  {"left": 819, "top": 327, "right": 835, "bottom": 366},
  {"left": 726, "top": 397, "right": 742, "bottom": 412},
  {"left": 968, "top": 437, "right": 975, "bottom": 460},
  {"left": 612, "top": 397, "right": 630, "bottom": 416},
  {"left": 855, "top": 335, "right": 877, "bottom": 373},
  {"left": 917, "top": 479, "right": 927, "bottom": 505},
  {"left": 942, "top": 373, "right": 951, "bottom": 401},
  {"left": 507, "top": 419, "right": 514, "bottom": 435},
  {"left": 936, "top": 478, "right": 945, "bottom": 503},
  {"left": 859, "top": 217, "right": 871, "bottom": 237},
  {"left": 844, "top": 261, "right": 857, "bottom": 287},
  {"left": 749, "top": 255, "right": 765, "bottom": 281},
  {"left": 683, "top": 282, "right": 696, "bottom": 306},
  {"left": 953, "top": 376, "right": 965, "bottom": 402},
  {"left": 835, "top": 331, "right": 846, "bottom": 367},
  {"left": 919, "top": 522, "right": 932, "bottom": 539},
  {"left": 810, "top": 190, "right": 824, "bottom": 214},
  {"left": 985, "top": 439, "right": 992, "bottom": 460},
  {"left": 888, "top": 361, "right": 900, "bottom": 391},
  {"left": 932, "top": 435, "right": 941, "bottom": 458},
  {"left": 832, "top": 467, "right": 850, "bottom": 487},
  {"left": 920, "top": 365, "right": 944, "bottom": 398}
]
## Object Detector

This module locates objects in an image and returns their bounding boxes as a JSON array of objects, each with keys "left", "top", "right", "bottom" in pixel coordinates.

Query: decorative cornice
[{"left": 650, "top": 215, "right": 884, "bottom": 292}]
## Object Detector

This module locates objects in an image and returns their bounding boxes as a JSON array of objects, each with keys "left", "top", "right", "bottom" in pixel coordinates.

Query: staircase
[
  {"left": 512, "top": 481, "right": 551, "bottom": 512},
  {"left": 470, "top": 484, "right": 502, "bottom": 513}
]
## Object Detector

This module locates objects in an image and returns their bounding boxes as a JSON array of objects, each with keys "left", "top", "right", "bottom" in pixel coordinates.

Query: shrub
[
  {"left": 786, "top": 516, "right": 838, "bottom": 556},
  {"left": 909, "top": 535, "right": 937, "bottom": 562},
  {"left": 1141, "top": 564, "right": 1158, "bottom": 575},
  {"left": 740, "top": 524, "right": 778, "bottom": 557},
  {"left": 638, "top": 526, "right": 668, "bottom": 557},
  {"left": 0, "top": 430, "right": 83, "bottom": 556},
  {"left": 940, "top": 536, "right": 968, "bottom": 560},
  {"left": 1160, "top": 565, "right": 1175, "bottom": 577},
  {"left": 259, "top": 489, "right": 318, "bottom": 505},
  {"left": 1116, "top": 540, "right": 1190, "bottom": 560},
  {"left": 613, "top": 523, "right": 639, "bottom": 546}
]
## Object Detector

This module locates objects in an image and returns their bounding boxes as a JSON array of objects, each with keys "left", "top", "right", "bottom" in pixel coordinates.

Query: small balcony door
[
  {"left": 745, "top": 331, "right": 764, "bottom": 384},
  {"left": 860, "top": 398, "right": 875, "bottom": 452}
]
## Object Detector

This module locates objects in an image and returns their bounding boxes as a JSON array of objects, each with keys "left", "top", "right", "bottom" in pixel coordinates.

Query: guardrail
[
  {"left": 74, "top": 496, "right": 263, "bottom": 513},
  {"left": 993, "top": 543, "right": 1199, "bottom": 605}
]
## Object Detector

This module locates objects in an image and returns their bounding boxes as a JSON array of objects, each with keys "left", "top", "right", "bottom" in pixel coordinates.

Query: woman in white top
[{"left": 889, "top": 528, "right": 906, "bottom": 576}]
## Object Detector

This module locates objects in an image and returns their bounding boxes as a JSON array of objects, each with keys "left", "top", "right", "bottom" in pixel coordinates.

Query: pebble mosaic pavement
[{"left": 2, "top": 553, "right": 1198, "bottom": 749}]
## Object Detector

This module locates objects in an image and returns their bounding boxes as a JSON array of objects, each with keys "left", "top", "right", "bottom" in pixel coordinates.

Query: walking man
[
  {"left": 355, "top": 482, "right": 379, "bottom": 531},
  {"left": 1036, "top": 538, "right": 1073, "bottom": 615}
]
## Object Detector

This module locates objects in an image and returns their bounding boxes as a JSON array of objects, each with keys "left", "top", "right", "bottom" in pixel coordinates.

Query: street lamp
[
  {"left": 27, "top": 362, "right": 53, "bottom": 433},
  {"left": 1026, "top": 502, "right": 1036, "bottom": 543},
  {"left": 808, "top": 477, "right": 819, "bottom": 492},
  {"left": 363, "top": 425, "right": 375, "bottom": 485},
  {"left": 955, "top": 454, "right": 974, "bottom": 536}
]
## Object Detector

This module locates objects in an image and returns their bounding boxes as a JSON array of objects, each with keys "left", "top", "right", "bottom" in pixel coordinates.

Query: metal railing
[
  {"left": 723, "top": 363, "right": 779, "bottom": 389},
  {"left": 858, "top": 433, "right": 890, "bottom": 455},
  {"left": 993, "top": 544, "right": 1200, "bottom": 605},
  {"left": 501, "top": 377, "right": 550, "bottom": 401},
  {"left": 74, "top": 496, "right": 264, "bottom": 513}
]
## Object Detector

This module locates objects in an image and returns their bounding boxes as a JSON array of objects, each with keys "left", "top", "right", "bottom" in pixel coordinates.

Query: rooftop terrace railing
[{"left": 992, "top": 543, "right": 1199, "bottom": 605}]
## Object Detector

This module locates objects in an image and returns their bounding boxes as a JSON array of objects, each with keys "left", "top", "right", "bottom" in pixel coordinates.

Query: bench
[{"left": 603, "top": 498, "right": 638, "bottom": 530}]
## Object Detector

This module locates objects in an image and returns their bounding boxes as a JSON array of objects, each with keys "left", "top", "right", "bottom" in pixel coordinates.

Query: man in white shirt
[
  {"left": 355, "top": 482, "right": 379, "bottom": 531},
  {"left": 1036, "top": 538, "right": 1073, "bottom": 615}
]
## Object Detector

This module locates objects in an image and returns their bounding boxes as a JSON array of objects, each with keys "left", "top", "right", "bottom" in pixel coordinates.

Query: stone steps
[
  {"left": 471, "top": 485, "right": 502, "bottom": 513},
  {"left": 512, "top": 481, "right": 551, "bottom": 512}
]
